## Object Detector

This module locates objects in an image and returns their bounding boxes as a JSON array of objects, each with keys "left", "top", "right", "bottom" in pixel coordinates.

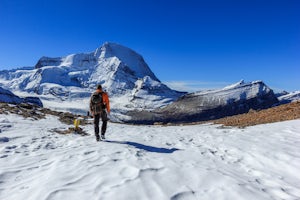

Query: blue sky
[{"left": 0, "top": 0, "right": 299, "bottom": 92}]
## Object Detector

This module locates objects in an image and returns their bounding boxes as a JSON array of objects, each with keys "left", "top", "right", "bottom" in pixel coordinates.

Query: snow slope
[{"left": 1, "top": 113, "right": 299, "bottom": 200}]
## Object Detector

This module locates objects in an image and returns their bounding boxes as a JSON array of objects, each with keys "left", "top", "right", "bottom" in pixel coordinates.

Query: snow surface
[{"left": 1, "top": 113, "right": 300, "bottom": 200}]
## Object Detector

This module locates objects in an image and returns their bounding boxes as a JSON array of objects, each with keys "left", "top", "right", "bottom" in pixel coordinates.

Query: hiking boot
[
  {"left": 101, "top": 134, "right": 105, "bottom": 140},
  {"left": 96, "top": 136, "right": 100, "bottom": 141}
]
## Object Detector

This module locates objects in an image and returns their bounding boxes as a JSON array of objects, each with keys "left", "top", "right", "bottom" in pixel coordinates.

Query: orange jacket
[
  {"left": 90, "top": 89, "right": 110, "bottom": 114},
  {"left": 100, "top": 90, "right": 110, "bottom": 113}
]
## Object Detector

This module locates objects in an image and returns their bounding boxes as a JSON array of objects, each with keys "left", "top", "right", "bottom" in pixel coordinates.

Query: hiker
[{"left": 89, "top": 85, "right": 110, "bottom": 141}]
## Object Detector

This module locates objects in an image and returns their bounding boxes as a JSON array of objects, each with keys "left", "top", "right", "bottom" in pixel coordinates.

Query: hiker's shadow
[{"left": 105, "top": 140, "right": 179, "bottom": 154}]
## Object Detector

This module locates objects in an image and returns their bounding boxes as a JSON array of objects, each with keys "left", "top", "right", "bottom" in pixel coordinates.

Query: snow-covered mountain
[
  {"left": 0, "top": 42, "right": 184, "bottom": 120},
  {"left": 277, "top": 91, "right": 300, "bottom": 104},
  {"left": 127, "top": 80, "right": 279, "bottom": 124},
  {"left": 0, "top": 86, "right": 42, "bottom": 107}
]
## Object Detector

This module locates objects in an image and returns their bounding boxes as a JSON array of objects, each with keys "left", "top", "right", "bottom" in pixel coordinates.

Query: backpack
[{"left": 91, "top": 92, "right": 103, "bottom": 105}]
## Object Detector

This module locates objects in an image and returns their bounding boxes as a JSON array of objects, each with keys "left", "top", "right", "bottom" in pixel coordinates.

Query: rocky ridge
[{"left": 212, "top": 101, "right": 300, "bottom": 127}]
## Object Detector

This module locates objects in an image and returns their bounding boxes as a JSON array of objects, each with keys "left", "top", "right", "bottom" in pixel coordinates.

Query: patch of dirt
[
  {"left": 0, "top": 102, "right": 91, "bottom": 126},
  {"left": 212, "top": 101, "right": 300, "bottom": 127},
  {"left": 51, "top": 127, "right": 89, "bottom": 136}
]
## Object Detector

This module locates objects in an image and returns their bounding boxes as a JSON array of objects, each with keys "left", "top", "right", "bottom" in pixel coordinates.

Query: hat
[{"left": 97, "top": 84, "right": 102, "bottom": 90}]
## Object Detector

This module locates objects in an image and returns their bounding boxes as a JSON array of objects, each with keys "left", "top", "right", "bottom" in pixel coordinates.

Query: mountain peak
[
  {"left": 94, "top": 42, "right": 140, "bottom": 60},
  {"left": 94, "top": 42, "right": 159, "bottom": 81},
  {"left": 223, "top": 79, "right": 245, "bottom": 90}
]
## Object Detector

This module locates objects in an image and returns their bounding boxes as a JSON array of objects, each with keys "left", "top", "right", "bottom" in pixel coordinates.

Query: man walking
[{"left": 90, "top": 85, "right": 110, "bottom": 141}]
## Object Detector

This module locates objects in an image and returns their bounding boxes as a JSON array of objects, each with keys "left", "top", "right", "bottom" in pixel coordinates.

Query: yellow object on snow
[{"left": 74, "top": 118, "right": 80, "bottom": 129}]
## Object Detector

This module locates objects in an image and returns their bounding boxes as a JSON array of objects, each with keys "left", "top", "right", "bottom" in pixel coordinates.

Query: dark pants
[{"left": 94, "top": 111, "right": 108, "bottom": 138}]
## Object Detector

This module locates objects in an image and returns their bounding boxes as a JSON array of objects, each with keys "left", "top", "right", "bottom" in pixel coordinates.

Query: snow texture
[{"left": 0, "top": 113, "right": 299, "bottom": 200}]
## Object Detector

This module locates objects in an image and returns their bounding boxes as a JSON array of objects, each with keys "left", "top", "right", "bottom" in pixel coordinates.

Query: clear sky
[{"left": 0, "top": 0, "right": 299, "bottom": 92}]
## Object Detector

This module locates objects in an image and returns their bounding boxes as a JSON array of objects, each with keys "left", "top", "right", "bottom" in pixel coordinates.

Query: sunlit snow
[{"left": 1, "top": 114, "right": 299, "bottom": 200}]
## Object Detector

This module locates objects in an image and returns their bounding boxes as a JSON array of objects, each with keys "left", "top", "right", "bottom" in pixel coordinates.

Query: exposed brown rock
[
  {"left": 212, "top": 101, "right": 300, "bottom": 127},
  {"left": 0, "top": 102, "right": 90, "bottom": 125}
]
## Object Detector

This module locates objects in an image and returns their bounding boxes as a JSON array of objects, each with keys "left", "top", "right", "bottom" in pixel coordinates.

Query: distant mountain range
[
  {"left": 126, "top": 80, "right": 280, "bottom": 124},
  {"left": 0, "top": 42, "right": 299, "bottom": 123}
]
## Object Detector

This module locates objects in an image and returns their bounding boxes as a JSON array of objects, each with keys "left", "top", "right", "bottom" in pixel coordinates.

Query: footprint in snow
[
  {"left": 166, "top": 142, "right": 173, "bottom": 146},
  {"left": 5, "top": 145, "right": 17, "bottom": 150},
  {"left": 136, "top": 150, "right": 145, "bottom": 157},
  {"left": 0, "top": 155, "right": 8, "bottom": 159},
  {"left": 0, "top": 137, "right": 9, "bottom": 143},
  {"left": 171, "top": 190, "right": 197, "bottom": 200},
  {"left": 84, "top": 151, "right": 95, "bottom": 155}
]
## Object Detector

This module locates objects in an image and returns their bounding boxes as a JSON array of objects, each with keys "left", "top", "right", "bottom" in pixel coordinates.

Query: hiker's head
[{"left": 97, "top": 84, "right": 102, "bottom": 90}]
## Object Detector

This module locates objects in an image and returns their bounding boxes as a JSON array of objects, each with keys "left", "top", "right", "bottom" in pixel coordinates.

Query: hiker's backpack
[{"left": 91, "top": 92, "right": 103, "bottom": 105}]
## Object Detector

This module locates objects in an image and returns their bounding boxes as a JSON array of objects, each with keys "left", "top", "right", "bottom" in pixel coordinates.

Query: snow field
[{"left": 0, "top": 114, "right": 300, "bottom": 200}]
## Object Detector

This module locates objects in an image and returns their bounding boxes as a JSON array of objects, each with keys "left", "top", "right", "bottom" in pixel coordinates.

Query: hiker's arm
[
  {"left": 103, "top": 93, "right": 110, "bottom": 113},
  {"left": 89, "top": 97, "right": 94, "bottom": 115}
]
